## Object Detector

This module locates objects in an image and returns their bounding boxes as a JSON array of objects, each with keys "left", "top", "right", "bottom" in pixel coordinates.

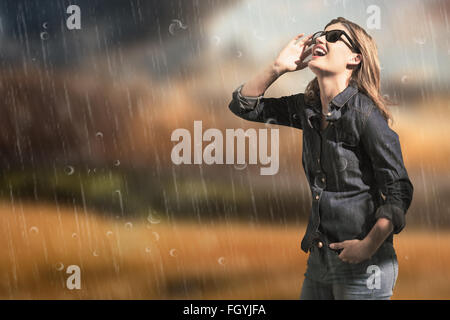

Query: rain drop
[
  {"left": 168, "top": 19, "right": 188, "bottom": 36},
  {"left": 29, "top": 226, "right": 39, "bottom": 234},
  {"left": 413, "top": 37, "right": 426, "bottom": 45},
  {"left": 124, "top": 222, "right": 133, "bottom": 230},
  {"left": 64, "top": 165, "right": 75, "bottom": 175},
  {"left": 252, "top": 29, "right": 264, "bottom": 41},
  {"left": 169, "top": 248, "right": 178, "bottom": 257},
  {"left": 147, "top": 212, "right": 161, "bottom": 224},
  {"left": 40, "top": 32, "right": 49, "bottom": 40},
  {"left": 96, "top": 132, "right": 103, "bottom": 138},
  {"left": 218, "top": 257, "right": 226, "bottom": 265},
  {"left": 265, "top": 118, "right": 278, "bottom": 127},
  {"left": 211, "top": 35, "right": 221, "bottom": 46},
  {"left": 55, "top": 263, "right": 64, "bottom": 271},
  {"left": 152, "top": 231, "right": 160, "bottom": 241},
  {"left": 92, "top": 250, "right": 99, "bottom": 257},
  {"left": 234, "top": 163, "right": 247, "bottom": 170},
  {"left": 338, "top": 158, "right": 347, "bottom": 172}
]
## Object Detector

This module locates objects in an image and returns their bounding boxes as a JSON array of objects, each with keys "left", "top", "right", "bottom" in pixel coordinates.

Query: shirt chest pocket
[{"left": 335, "top": 128, "right": 360, "bottom": 171}]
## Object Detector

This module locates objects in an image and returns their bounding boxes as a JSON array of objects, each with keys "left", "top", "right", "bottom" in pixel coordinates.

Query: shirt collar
[{"left": 305, "top": 84, "right": 358, "bottom": 128}]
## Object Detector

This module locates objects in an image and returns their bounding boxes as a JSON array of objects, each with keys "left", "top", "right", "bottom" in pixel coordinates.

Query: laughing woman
[{"left": 227, "top": 17, "right": 413, "bottom": 300}]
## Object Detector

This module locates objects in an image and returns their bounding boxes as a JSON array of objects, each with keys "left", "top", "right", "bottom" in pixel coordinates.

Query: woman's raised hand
[{"left": 273, "top": 33, "right": 313, "bottom": 76}]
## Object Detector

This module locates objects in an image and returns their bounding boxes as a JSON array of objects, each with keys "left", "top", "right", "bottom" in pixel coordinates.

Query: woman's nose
[{"left": 316, "top": 35, "right": 326, "bottom": 45}]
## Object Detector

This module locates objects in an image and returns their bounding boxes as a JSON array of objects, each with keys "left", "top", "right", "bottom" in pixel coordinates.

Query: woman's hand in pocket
[{"left": 329, "top": 239, "right": 376, "bottom": 264}]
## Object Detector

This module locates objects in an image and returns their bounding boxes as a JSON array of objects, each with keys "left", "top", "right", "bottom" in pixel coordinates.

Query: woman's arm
[
  {"left": 360, "top": 106, "right": 414, "bottom": 234},
  {"left": 241, "top": 33, "right": 313, "bottom": 97},
  {"left": 228, "top": 33, "right": 313, "bottom": 129},
  {"left": 329, "top": 105, "right": 414, "bottom": 263}
]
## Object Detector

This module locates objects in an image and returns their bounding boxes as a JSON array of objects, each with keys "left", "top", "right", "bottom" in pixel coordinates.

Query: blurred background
[{"left": 0, "top": 0, "right": 449, "bottom": 299}]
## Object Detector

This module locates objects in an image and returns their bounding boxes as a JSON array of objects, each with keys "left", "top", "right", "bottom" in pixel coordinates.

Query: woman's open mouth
[{"left": 312, "top": 45, "right": 327, "bottom": 58}]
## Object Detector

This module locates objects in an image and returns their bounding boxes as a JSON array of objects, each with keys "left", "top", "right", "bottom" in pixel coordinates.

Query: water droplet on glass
[
  {"left": 265, "top": 118, "right": 278, "bottom": 127},
  {"left": 55, "top": 262, "right": 64, "bottom": 271},
  {"left": 169, "top": 249, "right": 178, "bottom": 257},
  {"left": 252, "top": 30, "right": 264, "bottom": 41},
  {"left": 211, "top": 35, "right": 221, "bottom": 46},
  {"left": 124, "top": 222, "right": 133, "bottom": 230},
  {"left": 218, "top": 257, "right": 226, "bottom": 265},
  {"left": 40, "top": 32, "right": 49, "bottom": 40},
  {"left": 71, "top": 233, "right": 77, "bottom": 238},
  {"left": 234, "top": 163, "right": 247, "bottom": 170},
  {"left": 405, "top": 256, "right": 409, "bottom": 260},
  {"left": 30, "top": 226, "right": 39, "bottom": 234},
  {"left": 168, "top": 19, "right": 188, "bottom": 36},
  {"left": 236, "top": 51, "right": 243, "bottom": 58},
  {"left": 64, "top": 165, "right": 75, "bottom": 175},
  {"left": 106, "top": 231, "right": 113, "bottom": 237},
  {"left": 147, "top": 212, "right": 161, "bottom": 224},
  {"left": 92, "top": 250, "right": 99, "bottom": 257},
  {"left": 413, "top": 37, "right": 426, "bottom": 45},
  {"left": 96, "top": 132, "right": 103, "bottom": 138},
  {"left": 145, "top": 247, "right": 151, "bottom": 253},
  {"left": 114, "top": 160, "right": 120, "bottom": 167},
  {"left": 152, "top": 231, "right": 160, "bottom": 241},
  {"left": 338, "top": 158, "right": 347, "bottom": 171},
  {"left": 42, "top": 22, "right": 48, "bottom": 29},
  {"left": 401, "top": 75, "right": 409, "bottom": 84}
]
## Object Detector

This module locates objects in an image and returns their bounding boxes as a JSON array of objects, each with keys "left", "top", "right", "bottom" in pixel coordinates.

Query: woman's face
[{"left": 308, "top": 23, "right": 361, "bottom": 77}]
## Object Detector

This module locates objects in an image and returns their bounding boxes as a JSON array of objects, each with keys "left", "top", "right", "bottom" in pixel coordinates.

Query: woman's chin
[{"left": 307, "top": 61, "right": 322, "bottom": 74}]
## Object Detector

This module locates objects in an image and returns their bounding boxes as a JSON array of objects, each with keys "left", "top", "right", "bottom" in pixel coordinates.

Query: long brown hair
[{"left": 304, "top": 17, "right": 395, "bottom": 125}]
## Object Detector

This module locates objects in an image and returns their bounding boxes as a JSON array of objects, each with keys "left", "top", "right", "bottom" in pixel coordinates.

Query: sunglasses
[{"left": 310, "top": 29, "right": 360, "bottom": 53}]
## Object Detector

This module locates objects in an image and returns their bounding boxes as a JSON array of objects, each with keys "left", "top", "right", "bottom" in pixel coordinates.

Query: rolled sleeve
[
  {"left": 361, "top": 106, "right": 414, "bottom": 234},
  {"left": 228, "top": 83, "right": 304, "bottom": 130},
  {"left": 235, "top": 83, "right": 263, "bottom": 111}
]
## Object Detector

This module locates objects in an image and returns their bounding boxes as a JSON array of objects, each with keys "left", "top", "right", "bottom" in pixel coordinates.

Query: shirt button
[{"left": 315, "top": 195, "right": 320, "bottom": 200}]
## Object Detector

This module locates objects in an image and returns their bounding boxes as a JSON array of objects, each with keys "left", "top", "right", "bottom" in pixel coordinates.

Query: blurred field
[{"left": 0, "top": 201, "right": 449, "bottom": 300}]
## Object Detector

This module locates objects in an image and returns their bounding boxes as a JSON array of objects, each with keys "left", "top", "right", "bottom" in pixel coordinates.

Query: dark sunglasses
[{"left": 310, "top": 29, "right": 360, "bottom": 53}]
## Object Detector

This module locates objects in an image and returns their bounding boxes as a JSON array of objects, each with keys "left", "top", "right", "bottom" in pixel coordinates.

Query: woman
[{"left": 228, "top": 17, "right": 413, "bottom": 300}]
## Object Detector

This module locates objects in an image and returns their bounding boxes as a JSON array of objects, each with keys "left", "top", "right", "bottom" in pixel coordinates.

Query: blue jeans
[{"left": 299, "top": 241, "right": 398, "bottom": 300}]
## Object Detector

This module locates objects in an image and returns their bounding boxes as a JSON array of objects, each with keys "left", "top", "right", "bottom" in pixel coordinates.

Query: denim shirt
[{"left": 228, "top": 83, "right": 414, "bottom": 253}]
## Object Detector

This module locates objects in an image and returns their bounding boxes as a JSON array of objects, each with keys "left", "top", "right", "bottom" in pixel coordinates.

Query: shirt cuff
[
  {"left": 374, "top": 203, "right": 406, "bottom": 234},
  {"left": 234, "top": 83, "right": 264, "bottom": 111}
]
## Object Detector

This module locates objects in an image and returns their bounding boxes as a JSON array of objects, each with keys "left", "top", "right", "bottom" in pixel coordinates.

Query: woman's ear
[{"left": 348, "top": 53, "right": 362, "bottom": 68}]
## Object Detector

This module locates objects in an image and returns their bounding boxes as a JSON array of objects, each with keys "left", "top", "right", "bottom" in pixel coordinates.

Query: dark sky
[{"left": 0, "top": 0, "right": 239, "bottom": 68}]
